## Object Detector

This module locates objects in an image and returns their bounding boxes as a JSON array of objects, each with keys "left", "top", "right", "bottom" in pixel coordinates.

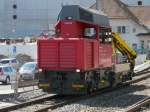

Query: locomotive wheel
[
  {"left": 85, "top": 72, "right": 94, "bottom": 94},
  {"left": 87, "top": 81, "right": 93, "bottom": 94},
  {"left": 128, "top": 71, "right": 133, "bottom": 80},
  {"left": 108, "top": 71, "right": 115, "bottom": 87}
]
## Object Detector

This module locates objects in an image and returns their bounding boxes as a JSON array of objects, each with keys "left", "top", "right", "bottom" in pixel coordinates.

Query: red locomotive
[{"left": 37, "top": 5, "right": 136, "bottom": 94}]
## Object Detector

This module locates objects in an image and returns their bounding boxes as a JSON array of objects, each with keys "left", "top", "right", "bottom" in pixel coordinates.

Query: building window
[
  {"left": 133, "top": 28, "right": 136, "bottom": 33},
  {"left": 122, "top": 26, "right": 126, "bottom": 33},
  {"left": 147, "top": 40, "right": 150, "bottom": 44},
  {"left": 117, "top": 26, "right": 122, "bottom": 33},
  {"left": 132, "top": 43, "right": 137, "bottom": 50},
  {"left": 13, "top": 15, "right": 17, "bottom": 20},
  {"left": 13, "top": 4, "right": 17, "bottom": 9},
  {"left": 117, "top": 26, "right": 126, "bottom": 34},
  {"left": 147, "top": 40, "right": 150, "bottom": 49},
  {"left": 140, "top": 40, "right": 144, "bottom": 49},
  {"left": 138, "top": 1, "right": 142, "bottom": 6}
]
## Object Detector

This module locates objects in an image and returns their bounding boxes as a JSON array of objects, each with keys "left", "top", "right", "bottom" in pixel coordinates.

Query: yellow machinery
[{"left": 112, "top": 32, "right": 137, "bottom": 71}]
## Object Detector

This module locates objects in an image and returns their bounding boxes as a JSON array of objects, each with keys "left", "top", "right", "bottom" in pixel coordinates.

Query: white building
[{"left": 91, "top": 0, "right": 150, "bottom": 53}]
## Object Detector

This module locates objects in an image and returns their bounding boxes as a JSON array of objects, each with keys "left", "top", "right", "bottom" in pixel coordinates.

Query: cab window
[
  {"left": 99, "top": 28, "right": 112, "bottom": 44},
  {"left": 0, "top": 60, "right": 9, "bottom": 64},
  {"left": 84, "top": 28, "right": 96, "bottom": 39}
]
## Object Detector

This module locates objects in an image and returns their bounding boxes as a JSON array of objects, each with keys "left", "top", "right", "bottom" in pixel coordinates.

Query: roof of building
[
  {"left": 90, "top": 0, "right": 150, "bottom": 32},
  {"left": 129, "top": 6, "right": 150, "bottom": 25}
]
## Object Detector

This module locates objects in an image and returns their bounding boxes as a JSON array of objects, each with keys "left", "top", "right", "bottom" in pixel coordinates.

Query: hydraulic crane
[{"left": 112, "top": 32, "right": 137, "bottom": 71}]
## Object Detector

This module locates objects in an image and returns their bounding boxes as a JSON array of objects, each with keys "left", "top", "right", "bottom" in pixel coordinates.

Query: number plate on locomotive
[{"left": 38, "top": 83, "right": 49, "bottom": 87}]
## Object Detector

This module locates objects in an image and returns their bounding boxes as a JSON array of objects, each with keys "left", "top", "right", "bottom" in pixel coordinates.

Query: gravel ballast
[
  {"left": 50, "top": 77, "right": 150, "bottom": 112},
  {"left": 138, "top": 104, "right": 150, "bottom": 112},
  {"left": 0, "top": 89, "right": 47, "bottom": 108}
]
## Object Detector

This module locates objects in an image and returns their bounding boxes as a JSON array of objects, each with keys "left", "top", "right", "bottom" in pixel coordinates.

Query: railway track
[
  {"left": 0, "top": 72, "right": 150, "bottom": 112},
  {"left": 0, "top": 94, "right": 59, "bottom": 112},
  {"left": 126, "top": 97, "right": 150, "bottom": 112}
]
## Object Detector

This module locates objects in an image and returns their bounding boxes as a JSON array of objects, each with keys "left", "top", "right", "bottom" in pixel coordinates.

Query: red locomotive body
[
  {"left": 38, "top": 5, "right": 131, "bottom": 94},
  {"left": 38, "top": 21, "right": 113, "bottom": 71},
  {"left": 38, "top": 39, "right": 97, "bottom": 71},
  {"left": 38, "top": 38, "right": 112, "bottom": 71}
]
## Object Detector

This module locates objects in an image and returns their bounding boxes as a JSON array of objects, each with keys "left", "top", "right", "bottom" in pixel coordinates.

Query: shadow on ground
[{"left": 75, "top": 84, "right": 150, "bottom": 109}]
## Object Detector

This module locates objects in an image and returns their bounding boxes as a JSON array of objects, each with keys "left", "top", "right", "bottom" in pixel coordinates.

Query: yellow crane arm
[{"left": 112, "top": 32, "right": 137, "bottom": 71}]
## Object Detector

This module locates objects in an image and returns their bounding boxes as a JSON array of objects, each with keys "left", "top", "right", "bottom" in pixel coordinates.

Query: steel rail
[
  {"left": 126, "top": 97, "right": 150, "bottom": 112},
  {"left": 0, "top": 94, "right": 59, "bottom": 112},
  {"left": 35, "top": 73, "right": 150, "bottom": 112},
  {"left": 32, "top": 73, "right": 150, "bottom": 112}
]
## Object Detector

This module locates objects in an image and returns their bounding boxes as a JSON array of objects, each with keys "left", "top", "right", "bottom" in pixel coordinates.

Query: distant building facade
[
  {"left": 0, "top": 0, "right": 95, "bottom": 38},
  {"left": 91, "top": 0, "right": 150, "bottom": 53}
]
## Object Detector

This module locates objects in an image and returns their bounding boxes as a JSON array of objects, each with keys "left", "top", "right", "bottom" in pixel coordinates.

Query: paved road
[
  {"left": 0, "top": 82, "right": 39, "bottom": 108},
  {"left": 0, "top": 83, "right": 11, "bottom": 91},
  {"left": 0, "top": 82, "right": 15, "bottom": 94},
  {"left": 0, "top": 82, "right": 38, "bottom": 95},
  {"left": 0, "top": 101, "right": 15, "bottom": 108}
]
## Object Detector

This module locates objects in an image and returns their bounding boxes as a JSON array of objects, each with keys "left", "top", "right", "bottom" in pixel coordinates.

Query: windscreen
[
  {"left": 22, "top": 63, "right": 36, "bottom": 70},
  {"left": 0, "top": 60, "right": 9, "bottom": 64}
]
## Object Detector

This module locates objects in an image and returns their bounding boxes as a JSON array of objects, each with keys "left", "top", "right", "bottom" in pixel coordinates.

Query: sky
[
  {"left": 54, "top": 0, "right": 150, "bottom": 7},
  {"left": 121, "top": 0, "right": 150, "bottom": 5}
]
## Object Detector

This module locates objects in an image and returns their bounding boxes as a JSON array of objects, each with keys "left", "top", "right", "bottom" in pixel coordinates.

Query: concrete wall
[{"left": 0, "top": 43, "right": 37, "bottom": 60}]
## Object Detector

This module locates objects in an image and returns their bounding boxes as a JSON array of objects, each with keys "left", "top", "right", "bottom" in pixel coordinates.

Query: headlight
[{"left": 76, "top": 69, "right": 80, "bottom": 72}]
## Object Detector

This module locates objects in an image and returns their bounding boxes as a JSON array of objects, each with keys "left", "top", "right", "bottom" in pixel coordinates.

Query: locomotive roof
[{"left": 58, "top": 5, "right": 110, "bottom": 26}]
